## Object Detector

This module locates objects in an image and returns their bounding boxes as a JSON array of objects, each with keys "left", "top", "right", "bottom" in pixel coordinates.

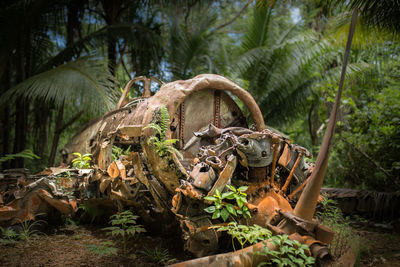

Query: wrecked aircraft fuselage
[{"left": 0, "top": 74, "right": 334, "bottom": 265}]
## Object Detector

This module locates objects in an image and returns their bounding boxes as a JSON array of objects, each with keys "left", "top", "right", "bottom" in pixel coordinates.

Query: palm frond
[
  {"left": 167, "top": 8, "right": 217, "bottom": 80},
  {"left": 241, "top": 4, "right": 273, "bottom": 51},
  {"left": 0, "top": 57, "right": 118, "bottom": 113},
  {"left": 327, "top": 11, "right": 398, "bottom": 48},
  {"left": 349, "top": 0, "right": 400, "bottom": 33}
]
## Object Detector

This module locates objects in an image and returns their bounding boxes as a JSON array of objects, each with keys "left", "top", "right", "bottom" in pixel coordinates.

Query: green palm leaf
[{"left": 0, "top": 58, "right": 118, "bottom": 113}]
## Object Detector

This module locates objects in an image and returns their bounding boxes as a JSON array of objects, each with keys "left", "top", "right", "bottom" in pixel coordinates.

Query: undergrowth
[
  {"left": 316, "top": 195, "right": 363, "bottom": 264},
  {"left": 140, "top": 246, "right": 176, "bottom": 265},
  {"left": 205, "top": 185, "right": 314, "bottom": 266},
  {"left": 103, "top": 210, "right": 146, "bottom": 255},
  {"left": 86, "top": 241, "right": 118, "bottom": 257}
]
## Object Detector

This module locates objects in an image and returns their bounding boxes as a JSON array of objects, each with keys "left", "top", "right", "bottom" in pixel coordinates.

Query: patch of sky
[
  {"left": 291, "top": 7, "right": 301, "bottom": 23},
  {"left": 47, "top": 30, "right": 66, "bottom": 52}
]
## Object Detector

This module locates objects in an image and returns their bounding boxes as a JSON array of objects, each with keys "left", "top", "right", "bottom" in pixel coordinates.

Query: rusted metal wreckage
[{"left": 0, "top": 74, "right": 337, "bottom": 266}]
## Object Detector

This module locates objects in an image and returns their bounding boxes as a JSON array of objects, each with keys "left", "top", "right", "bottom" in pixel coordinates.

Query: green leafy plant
[
  {"left": 144, "top": 105, "right": 183, "bottom": 159},
  {"left": 71, "top": 152, "right": 92, "bottom": 169},
  {"left": 0, "top": 149, "right": 40, "bottom": 163},
  {"left": 212, "top": 222, "right": 272, "bottom": 251},
  {"left": 112, "top": 145, "right": 131, "bottom": 161},
  {"left": 103, "top": 210, "right": 146, "bottom": 255},
  {"left": 0, "top": 226, "right": 18, "bottom": 245},
  {"left": 140, "top": 246, "right": 175, "bottom": 264},
  {"left": 86, "top": 241, "right": 118, "bottom": 257},
  {"left": 204, "top": 185, "right": 251, "bottom": 221},
  {"left": 17, "top": 219, "right": 46, "bottom": 243},
  {"left": 257, "top": 234, "right": 315, "bottom": 267}
]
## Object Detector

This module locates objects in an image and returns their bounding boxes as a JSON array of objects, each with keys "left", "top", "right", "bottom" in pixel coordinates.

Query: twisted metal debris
[{"left": 0, "top": 74, "right": 338, "bottom": 266}]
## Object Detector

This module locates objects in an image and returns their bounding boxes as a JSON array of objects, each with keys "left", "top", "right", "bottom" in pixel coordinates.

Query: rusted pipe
[
  {"left": 288, "top": 176, "right": 311, "bottom": 200},
  {"left": 268, "top": 138, "right": 279, "bottom": 186},
  {"left": 281, "top": 153, "right": 302, "bottom": 194},
  {"left": 169, "top": 241, "right": 274, "bottom": 267}
]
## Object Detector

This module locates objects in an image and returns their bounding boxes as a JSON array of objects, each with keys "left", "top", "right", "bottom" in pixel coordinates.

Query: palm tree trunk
[
  {"left": 47, "top": 0, "right": 86, "bottom": 167},
  {"left": 108, "top": 39, "right": 117, "bottom": 75},
  {"left": 12, "top": 34, "right": 29, "bottom": 168},
  {"left": 101, "top": 0, "right": 123, "bottom": 75},
  {"left": 1, "top": 62, "right": 11, "bottom": 169},
  {"left": 12, "top": 100, "right": 29, "bottom": 168}
]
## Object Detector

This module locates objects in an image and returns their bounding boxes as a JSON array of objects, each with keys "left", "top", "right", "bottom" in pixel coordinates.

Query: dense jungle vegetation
[{"left": 0, "top": 0, "right": 399, "bottom": 192}]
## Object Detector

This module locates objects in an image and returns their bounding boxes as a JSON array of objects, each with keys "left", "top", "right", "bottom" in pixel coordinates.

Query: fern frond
[
  {"left": 164, "top": 139, "right": 179, "bottom": 144},
  {"left": 160, "top": 106, "right": 170, "bottom": 137},
  {"left": 167, "top": 146, "right": 184, "bottom": 160},
  {"left": 0, "top": 149, "right": 40, "bottom": 163},
  {"left": 147, "top": 136, "right": 159, "bottom": 145},
  {"left": 143, "top": 123, "right": 163, "bottom": 137}
]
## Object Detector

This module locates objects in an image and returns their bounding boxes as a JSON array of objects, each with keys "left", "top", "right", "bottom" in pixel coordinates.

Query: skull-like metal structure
[{"left": 237, "top": 135, "right": 273, "bottom": 167}]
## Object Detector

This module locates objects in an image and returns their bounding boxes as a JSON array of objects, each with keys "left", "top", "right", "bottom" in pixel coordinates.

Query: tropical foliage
[
  {"left": 204, "top": 185, "right": 251, "bottom": 222},
  {"left": 0, "top": 0, "right": 398, "bottom": 192}
]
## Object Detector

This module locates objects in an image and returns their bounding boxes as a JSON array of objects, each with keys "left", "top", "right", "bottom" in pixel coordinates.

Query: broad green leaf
[
  {"left": 221, "top": 208, "right": 229, "bottom": 222},
  {"left": 221, "top": 191, "right": 234, "bottom": 199},
  {"left": 203, "top": 196, "right": 217, "bottom": 202},
  {"left": 212, "top": 210, "right": 221, "bottom": 219},
  {"left": 237, "top": 186, "right": 248, "bottom": 192},
  {"left": 226, "top": 204, "right": 237, "bottom": 216},
  {"left": 204, "top": 206, "right": 216, "bottom": 213}
]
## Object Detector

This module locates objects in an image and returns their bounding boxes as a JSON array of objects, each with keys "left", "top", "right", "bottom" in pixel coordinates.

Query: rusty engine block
[{"left": 0, "top": 74, "right": 335, "bottom": 266}]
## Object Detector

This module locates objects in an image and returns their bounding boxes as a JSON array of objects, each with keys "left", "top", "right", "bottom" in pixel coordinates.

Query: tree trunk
[
  {"left": 12, "top": 32, "right": 29, "bottom": 168},
  {"left": 12, "top": 100, "right": 29, "bottom": 168},
  {"left": 101, "top": 0, "right": 123, "bottom": 75},
  {"left": 108, "top": 39, "right": 117, "bottom": 75},
  {"left": 33, "top": 102, "right": 49, "bottom": 160},
  {"left": 1, "top": 62, "right": 11, "bottom": 169},
  {"left": 47, "top": 0, "right": 84, "bottom": 167},
  {"left": 48, "top": 102, "right": 64, "bottom": 167}
]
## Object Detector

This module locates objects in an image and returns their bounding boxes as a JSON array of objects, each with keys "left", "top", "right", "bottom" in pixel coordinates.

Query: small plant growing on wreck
[
  {"left": 143, "top": 105, "right": 183, "bottom": 159},
  {"left": 71, "top": 152, "right": 92, "bottom": 169},
  {"left": 112, "top": 145, "right": 131, "bottom": 161},
  {"left": 211, "top": 222, "right": 272, "bottom": 251},
  {"left": 256, "top": 234, "right": 315, "bottom": 267},
  {"left": 86, "top": 241, "right": 118, "bottom": 257},
  {"left": 204, "top": 185, "right": 251, "bottom": 221},
  {"left": 103, "top": 210, "right": 146, "bottom": 255}
]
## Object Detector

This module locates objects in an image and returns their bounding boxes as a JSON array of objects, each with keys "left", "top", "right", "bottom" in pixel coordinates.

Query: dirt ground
[
  {"left": 0, "top": 223, "right": 399, "bottom": 267},
  {"left": 0, "top": 223, "right": 191, "bottom": 267},
  {"left": 356, "top": 227, "right": 400, "bottom": 267}
]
